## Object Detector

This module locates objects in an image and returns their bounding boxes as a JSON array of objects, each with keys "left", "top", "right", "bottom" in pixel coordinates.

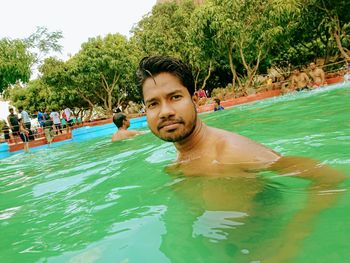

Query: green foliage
[
  {"left": 0, "top": 39, "right": 33, "bottom": 94},
  {"left": 5, "top": 0, "right": 350, "bottom": 112},
  {"left": 7, "top": 79, "right": 51, "bottom": 113},
  {"left": 24, "top": 26, "right": 63, "bottom": 65},
  {"left": 70, "top": 33, "right": 140, "bottom": 114},
  {"left": 131, "top": 0, "right": 196, "bottom": 62},
  {"left": 0, "top": 120, "right": 6, "bottom": 132},
  {"left": 0, "top": 26, "right": 62, "bottom": 95},
  {"left": 40, "top": 57, "right": 88, "bottom": 110}
]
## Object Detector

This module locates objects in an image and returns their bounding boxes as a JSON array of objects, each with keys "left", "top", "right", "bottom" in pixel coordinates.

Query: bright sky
[
  {"left": 0, "top": 0, "right": 156, "bottom": 120},
  {"left": 0, "top": 0, "right": 156, "bottom": 60}
]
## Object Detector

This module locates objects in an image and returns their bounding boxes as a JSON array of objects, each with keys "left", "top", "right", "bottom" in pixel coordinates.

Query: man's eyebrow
[
  {"left": 145, "top": 89, "right": 184, "bottom": 104},
  {"left": 167, "top": 89, "right": 184, "bottom": 96},
  {"left": 145, "top": 98, "right": 157, "bottom": 105}
]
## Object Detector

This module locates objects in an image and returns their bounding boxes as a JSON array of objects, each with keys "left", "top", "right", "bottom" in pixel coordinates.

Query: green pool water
[{"left": 1, "top": 84, "right": 350, "bottom": 262}]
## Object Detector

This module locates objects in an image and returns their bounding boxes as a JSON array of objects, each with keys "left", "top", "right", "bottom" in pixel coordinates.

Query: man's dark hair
[
  {"left": 214, "top": 98, "right": 221, "bottom": 105},
  {"left": 136, "top": 55, "right": 195, "bottom": 96},
  {"left": 18, "top": 106, "right": 23, "bottom": 111},
  {"left": 113, "top": 113, "right": 126, "bottom": 128}
]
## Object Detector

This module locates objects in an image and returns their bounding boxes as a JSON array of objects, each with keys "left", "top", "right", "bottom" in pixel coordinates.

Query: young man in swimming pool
[
  {"left": 111, "top": 113, "right": 142, "bottom": 142},
  {"left": 137, "top": 55, "right": 349, "bottom": 262},
  {"left": 137, "top": 55, "right": 346, "bottom": 179},
  {"left": 137, "top": 55, "right": 346, "bottom": 261}
]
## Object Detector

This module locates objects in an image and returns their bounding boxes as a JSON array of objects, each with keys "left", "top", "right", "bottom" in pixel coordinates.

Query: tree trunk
[
  {"left": 101, "top": 73, "right": 119, "bottom": 117},
  {"left": 106, "top": 90, "right": 113, "bottom": 117},
  {"left": 194, "top": 69, "right": 200, "bottom": 92},
  {"left": 240, "top": 45, "right": 262, "bottom": 92},
  {"left": 86, "top": 107, "right": 93, "bottom": 122},
  {"left": 334, "top": 30, "right": 350, "bottom": 62},
  {"left": 228, "top": 43, "right": 237, "bottom": 92},
  {"left": 200, "top": 61, "right": 212, "bottom": 91},
  {"left": 333, "top": 16, "right": 350, "bottom": 62},
  {"left": 77, "top": 88, "right": 95, "bottom": 109}
]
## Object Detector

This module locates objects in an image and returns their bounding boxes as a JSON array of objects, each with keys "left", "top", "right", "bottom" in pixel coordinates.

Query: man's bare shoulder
[
  {"left": 111, "top": 132, "right": 122, "bottom": 142},
  {"left": 315, "top": 68, "right": 325, "bottom": 75},
  {"left": 301, "top": 72, "right": 309, "bottom": 78},
  {"left": 207, "top": 127, "right": 280, "bottom": 163},
  {"left": 126, "top": 130, "right": 141, "bottom": 136},
  {"left": 112, "top": 130, "right": 142, "bottom": 142}
]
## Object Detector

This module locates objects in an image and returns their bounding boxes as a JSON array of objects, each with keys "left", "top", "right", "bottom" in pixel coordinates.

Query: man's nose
[{"left": 159, "top": 102, "right": 175, "bottom": 118}]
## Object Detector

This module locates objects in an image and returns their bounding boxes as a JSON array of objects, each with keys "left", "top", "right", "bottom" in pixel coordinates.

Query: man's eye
[
  {"left": 171, "top": 95, "right": 182, "bottom": 100},
  {"left": 147, "top": 102, "right": 157, "bottom": 109}
]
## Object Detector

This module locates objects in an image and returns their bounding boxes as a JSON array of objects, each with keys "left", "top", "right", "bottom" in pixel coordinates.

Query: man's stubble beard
[{"left": 151, "top": 105, "right": 197, "bottom": 143}]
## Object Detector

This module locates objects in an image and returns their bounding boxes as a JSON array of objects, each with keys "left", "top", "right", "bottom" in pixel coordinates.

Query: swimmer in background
[
  {"left": 111, "top": 113, "right": 142, "bottom": 142},
  {"left": 290, "top": 68, "right": 311, "bottom": 91},
  {"left": 309, "top": 62, "right": 326, "bottom": 87},
  {"left": 213, "top": 98, "right": 224, "bottom": 111}
]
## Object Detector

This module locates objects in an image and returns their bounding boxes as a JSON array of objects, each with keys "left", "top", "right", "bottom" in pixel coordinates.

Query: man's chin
[
  {"left": 158, "top": 134, "right": 183, "bottom": 142},
  {"left": 156, "top": 131, "right": 189, "bottom": 142}
]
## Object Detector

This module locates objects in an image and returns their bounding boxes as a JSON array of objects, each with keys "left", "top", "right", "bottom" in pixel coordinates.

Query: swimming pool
[{"left": 1, "top": 84, "right": 349, "bottom": 262}]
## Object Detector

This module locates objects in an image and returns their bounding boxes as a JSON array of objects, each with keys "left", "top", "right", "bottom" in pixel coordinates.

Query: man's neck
[
  {"left": 118, "top": 126, "right": 127, "bottom": 131},
  {"left": 174, "top": 119, "right": 207, "bottom": 159}
]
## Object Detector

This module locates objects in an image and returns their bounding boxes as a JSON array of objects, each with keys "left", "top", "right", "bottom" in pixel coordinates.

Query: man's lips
[{"left": 158, "top": 121, "right": 182, "bottom": 130}]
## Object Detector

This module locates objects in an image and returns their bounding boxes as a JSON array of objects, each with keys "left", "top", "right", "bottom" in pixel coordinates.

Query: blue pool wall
[{"left": 0, "top": 116, "right": 148, "bottom": 159}]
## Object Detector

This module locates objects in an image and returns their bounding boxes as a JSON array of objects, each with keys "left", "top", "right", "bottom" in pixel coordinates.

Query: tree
[
  {"left": 40, "top": 57, "right": 94, "bottom": 115},
  {"left": 131, "top": 1, "right": 195, "bottom": 58},
  {"left": 0, "top": 39, "right": 33, "bottom": 94},
  {"left": 200, "top": 0, "right": 301, "bottom": 92},
  {"left": 310, "top": 0, "right": 350, "bottom": 61},
  {"left": 24, "top": 26, "right": 63, "bottom": 66},
  {"left": 188, "top": 4, "right": 223, "bottom": 91},
  {"left": 0, "top": 26, "right": 62, "bottom": 95},
  {"left": 7, "top": 79, "right": 51, "bottom": 113},
  {"left": 69, "top": 33, "right": 140, "bottom": 115}
]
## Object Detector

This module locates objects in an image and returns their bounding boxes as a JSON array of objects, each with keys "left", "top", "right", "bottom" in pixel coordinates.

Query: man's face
[
  {"left": 123, "top": 118, "right": 130, "bottom": 129},
  {"left": 9, "top": 109, "right": 14, "bottom": 114},
  {"left": 310, "top": 63, "right": 316, "bottom": 70},
  {"left": 142, "top": 72, "right": 197, "bottom": 142}
]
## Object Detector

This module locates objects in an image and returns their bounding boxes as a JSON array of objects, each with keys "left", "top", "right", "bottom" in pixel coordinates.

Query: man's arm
[
  {"left": 289, "top": 76, "right": 296, "bottom": 90},
  {"left": 263, "top": 156, "right": 346, "bottom": 262},
  {"left": 7, "top": 117, "right": 13, "bottom": 130},
  {"left": 129, "top": 130, "right": 143, "bottom": 136},
  {"left": 320, "top": 69, "right": 326, "bottom": 85},
  {"left": 303, "top": 73, "right": 311, "bottom": 87},
  {"left": 270, "top": 156, "right": 346, "bottom": 187}
]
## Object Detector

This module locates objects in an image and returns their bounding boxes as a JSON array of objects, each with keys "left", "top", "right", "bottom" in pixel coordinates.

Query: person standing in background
[
  {"left": 37, "top": 109, "right": 46, "bottom": 128},
  {"left": 62, "top": 106, "right": 74, "bottom": 132},
  {"left": 18, "top": 106, "right": 31, "bottom": 130},
  {"left": 7, "top": 107, "right": 20, "bottom": 143},
  {"left": 50, "top": 109, "right": 63, "bottom": 134},
  {"left": 43, "top": 109, "right": 54, "bottom": 144},
  {"left": 18, "top": 106, "right": 34, "bottom": 141},
  {"left": 2, "top": 121, "right": 10, "bottom": 142}
]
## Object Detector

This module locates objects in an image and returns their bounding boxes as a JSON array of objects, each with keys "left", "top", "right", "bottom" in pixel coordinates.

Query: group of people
[
  {"left": 288, "top": 62, "right": 326, "bottom": 92},
  {"left": 2, "top": 106, "right": 75, "bottom": 151}
]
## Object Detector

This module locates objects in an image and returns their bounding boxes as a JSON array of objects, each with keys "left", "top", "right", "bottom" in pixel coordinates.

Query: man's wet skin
[{"left": 143, "top": 72, "right": 280, "bottom": 176}]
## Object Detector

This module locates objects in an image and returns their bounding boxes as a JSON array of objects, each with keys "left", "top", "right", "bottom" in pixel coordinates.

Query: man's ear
[{"left": 192, "top": 92, "right": 199, "bottom": 104}]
